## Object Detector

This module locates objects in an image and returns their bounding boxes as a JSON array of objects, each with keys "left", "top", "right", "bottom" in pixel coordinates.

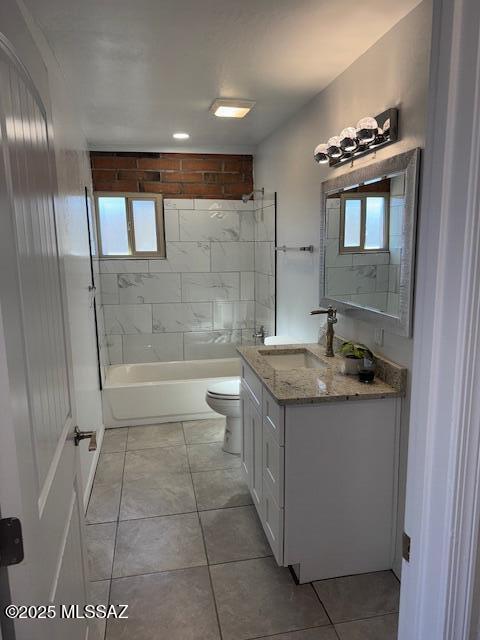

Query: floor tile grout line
[
  {"left": 195, "top": 482, "right": 225, "bottom": 640},
  {"left": 243, "top": 621, "right": 339, "bottom": 640},
  {"left": 108, "top": 435, "right": 128, "bottom": 611},
  {"left": 311, "top": 581, "right": 337, "bottom": 629},
  {"left": 87, "top": 500, "right": 255, "bottom": 527},
  {"left": 333, "top": 610, "right": 400, "bottom": 626}
]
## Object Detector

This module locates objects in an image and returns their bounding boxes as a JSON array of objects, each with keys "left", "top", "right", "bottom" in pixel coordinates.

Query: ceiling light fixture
[
  {"left": 173, "top": 132, "right": 190, "bottom": 140},
  {"left": 210, "top": 98, "right": 255, "bottom": 119},
  {"left": 313, "top": 108, "right": 398, "bottom": 168}
]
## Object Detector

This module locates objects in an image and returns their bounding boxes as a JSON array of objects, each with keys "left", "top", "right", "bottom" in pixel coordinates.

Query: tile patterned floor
[{"left": 86, "top": 420, "right": 400, "bottom": 640}]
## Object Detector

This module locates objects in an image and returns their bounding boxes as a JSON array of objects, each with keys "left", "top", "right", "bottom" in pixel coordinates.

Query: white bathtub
[{"left": 102, "top": 358, "right": 241, "bottom": 427}]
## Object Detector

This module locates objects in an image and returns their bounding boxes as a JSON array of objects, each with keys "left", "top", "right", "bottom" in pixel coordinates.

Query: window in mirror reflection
[{"left": 339, "top": 193, "right": 389, "bottom": 253}]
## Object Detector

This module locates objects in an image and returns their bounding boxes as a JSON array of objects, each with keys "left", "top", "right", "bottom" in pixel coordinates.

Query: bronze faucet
[{"left": 310, "top": 306, "right": 337, "bottom": 357}]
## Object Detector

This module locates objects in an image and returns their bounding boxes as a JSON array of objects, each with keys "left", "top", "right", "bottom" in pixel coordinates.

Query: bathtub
[{"left": 102, "top": 357, "right": 241, "bottom": 427}]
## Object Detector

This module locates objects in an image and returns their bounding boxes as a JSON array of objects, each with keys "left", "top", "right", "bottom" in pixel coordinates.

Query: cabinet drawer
[
  {"left": 263, "top": 425, "right": 284, "bottom": 507},
  {"left": 241, "top": 361, "right": 262, "bottom": 409},
  {"left": 263, "top": 487, "right": 284, "bottom": 566},
  {"left": 262, "top": 388, "right": 285, "bottom": 445}
]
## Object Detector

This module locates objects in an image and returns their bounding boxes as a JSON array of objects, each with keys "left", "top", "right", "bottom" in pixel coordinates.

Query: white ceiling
[{"left": 25, "top": 0, "right": 422, "bottom": 153}]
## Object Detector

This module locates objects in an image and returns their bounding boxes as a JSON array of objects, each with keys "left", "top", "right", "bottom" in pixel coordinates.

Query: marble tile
[
  {"left": 376, "top": 264, "right": 390, "bottom": 292},
  {"left": 88, "top": 580, "right": 110, "bottom": 640},
  {"left": 106, "top": 334, "right": 123, "bottom": 364},
  {"left": 390, "top": 174, "right": 405, "bottom": 196},
  {"left": 120, "top": 472, "right": 196, "bottom": 520},
  {"left": 183, "top": 330, "right": 241, "bottom": 360},
  {"left": 213, "top": 301, "right": 255, "bottom": 330},
  {"left": 211, "top": 242, "right": 254, "bottom": 272},
  {"left": 149, "top": 241, "right": 210, "bottom": 273},
  {"left": 241, "top": 329, "right": 256, "bottom": 345},
  {"left": 124, "top": 446, "right": 189, "bottom": 482},
  {"left": 183, "top": 418, "right": 226, "bottom": 444},
  {"left": 118, "top": 273, "right": 181, "bottom": 304},
  {"left": 164, "top": 198, "right": 195, "bottom": 210},
  {"left": 257, "top": 628, "right": 337, "bottom": 640},
  {"left": 239, "top": 211, "right": 255, "bottom": 240},
  {"left": 240, "top": 272, "right": 255, "bottom": 301},
  {"left": 254, "top": 205, "right": 276, "bottom": 242},
  {"left": 255, "top": 242, "right": 275, "bottom": 275},
  {"left": 152, "top": 302, "right": 212, "bottom": 333},
  {"left": 326, "top": 197, "right": 340, "bottom": 210},
  {"left": 352, "top": 252, "right": 390, "bottom": 266},
  {"left": 122, "top": 333, "right": 183, "bottom": 363},
  {"left": 200, "top": 506, "right": 271, "bottom": 564},
  {"left": 86, "top": 522, "right": 116, "bottom": 581},
  {"left": 86, "top": 453, "right": 124, "bottom": 524},
  {"left": 324, "top": 239, "right": 353, "bottom": 268},
  {"left": 192, "top": 468, "right": 253, "bottom": 511},
  {"left": 182, "top": 273, "right": 240, "bottom": 302},
  {"left": 107, "top": 567, "right": 220, "bottom": 640},
  {"left": 387, "top": 292, "right": 400, "bottom": 316},
  {"left": 163, "top": 209, "right": 180, "bottom": 241},
  {"left": 100, "top": 259, "right": 149, "bottom": 274},
  {"left": 313, "top": 571, "right": 400, "bottom": 623},
  {"left": 389, "top": 204, "right": 404, "bottom": 236},
  {"left": 254, "top": 302, "right": 275, "bottom": 337},
  {"left": 102, "top": 428, "right": 128, "bottom": 453},
  {"left": 179, "top": 210, "right": 240, "bottom": 242},
  {"left": 113, "top": 513, "right": 207, "bottom": 577},
  {"left": 389, "top": 265, "right": 400, "bottom": 294},
  {"left": 335, "top": 614, "right": 398, "bottom": 640},
  {"left": 187, "top": 443, "right": 241, "bottom": 472},
  {"left": 194, "top": 198, "right": 253, "bottom": 211},
  {"left": 327, "top": 208, "right": 340, "bottom": 240},
  {"left": 104, "top": 304, "right": 152, "bottom": 335},
  {"left": 210, "top": 557, "right": 329, "bottom": 640},
  {"left": 127, "top": 423, "right": 185, "bottom": 450},
  {"left": 100, "top": 274, "right": 119, "bottom": 304},
  {"left": 255, "top": 272, "right": 275, "bottom": 309},
  {"left": 326, "top": 266, "right": 377, "bottom": 297}
]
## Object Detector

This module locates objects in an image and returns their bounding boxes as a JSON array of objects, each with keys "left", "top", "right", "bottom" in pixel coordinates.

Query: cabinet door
[
  {"left": 240, "top": 383, "right": 253, "bottom": 487},
  {"left": 251, "top": 404, "right": 263, "bottom": 515}
]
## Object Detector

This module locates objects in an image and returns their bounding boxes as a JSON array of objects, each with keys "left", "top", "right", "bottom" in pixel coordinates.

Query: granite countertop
[{"left": 236, "top": 343, "right": 407, "bottom": 405}]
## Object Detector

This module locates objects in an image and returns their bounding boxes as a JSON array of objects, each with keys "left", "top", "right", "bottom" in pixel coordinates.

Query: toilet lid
[{"left": 207, "top": 378, "right": 240, "bottom": 398}]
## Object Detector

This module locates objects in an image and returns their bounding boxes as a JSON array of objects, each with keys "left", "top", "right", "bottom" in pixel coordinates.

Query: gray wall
[{"left": 253, "top": 0, "right": 433, "bottom": 575}]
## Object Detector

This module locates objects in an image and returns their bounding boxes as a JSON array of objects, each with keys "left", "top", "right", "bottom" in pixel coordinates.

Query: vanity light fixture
[
  {"left": 173, "top": 132, "right": 190, "bottom": 140},
  {"left": 210, "top": 98, "right": 256, "bottom": 118},
  {"left": 313, "top": 108, "right": 398, "bottom": 168}
]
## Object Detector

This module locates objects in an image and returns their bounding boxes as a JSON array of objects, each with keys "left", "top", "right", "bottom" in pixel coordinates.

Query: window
[
  {"left": 95, "top": 193, "right": 165, "bottom": 258},
  {"left": 339, "top": 193, "right": 389, "bottom": 253}
]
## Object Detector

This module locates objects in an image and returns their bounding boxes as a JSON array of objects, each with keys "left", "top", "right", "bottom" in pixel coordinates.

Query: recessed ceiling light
[
  {"left": 210, "top": 99, "right": 256, "bottom": 119},
  {"left": 173, "top": 132, "right": 190, "bottom": 139}
]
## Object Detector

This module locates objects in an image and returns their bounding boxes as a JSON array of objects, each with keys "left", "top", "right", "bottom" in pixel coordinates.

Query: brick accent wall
[{"left": 90, "top": 152, "right": 253, "bottom": 199}]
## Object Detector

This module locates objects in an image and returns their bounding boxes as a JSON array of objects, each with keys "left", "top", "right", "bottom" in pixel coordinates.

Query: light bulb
[
  {"left": 327, "top": 136, "right": 343, "bottom": 159},
  {"left": 356, "top": 117, "right": 378, "bottom": 144},
  {"left": 382, "top": 118, "right": 391, "bottom": 137},
  {"left": 313, "top": 143, "right": 329, "bottom": 164},
  {"left": 340, "top": 127, "right": 358, "bottom": 152}
]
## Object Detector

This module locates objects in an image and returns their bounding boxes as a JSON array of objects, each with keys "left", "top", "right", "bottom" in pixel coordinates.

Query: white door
[{"left": 0, "top": 42, "right": 90, "bottom": 640}]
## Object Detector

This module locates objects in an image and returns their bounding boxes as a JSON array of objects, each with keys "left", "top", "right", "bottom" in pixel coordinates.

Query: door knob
[{"left": 74, "top": 427, "right": 97, "bottom": 451}]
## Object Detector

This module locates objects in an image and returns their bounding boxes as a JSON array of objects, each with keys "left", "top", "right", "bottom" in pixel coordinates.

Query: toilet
[{"left": 206, "top": 378, "right": 241, "bottom": 454}]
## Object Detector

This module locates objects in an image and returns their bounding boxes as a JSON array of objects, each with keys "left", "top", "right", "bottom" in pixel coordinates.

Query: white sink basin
[{"left": 260, "top": 350, "right": 326, "bottom": 371}]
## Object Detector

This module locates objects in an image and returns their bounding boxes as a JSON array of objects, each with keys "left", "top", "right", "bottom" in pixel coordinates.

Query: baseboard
[{"left": 82, "top": 425, "right": 105, "bottom": 513}]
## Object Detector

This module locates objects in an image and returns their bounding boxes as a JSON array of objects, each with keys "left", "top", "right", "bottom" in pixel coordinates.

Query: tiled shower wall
[
  {"left": 254, "top": 196, "right": 276, "bottom": 337},
  {"left": 99, "top": 197, "right": 276, "bottom": 364},
  {"left": 324, "top": 175, "right": 404, "bottom": 315}
]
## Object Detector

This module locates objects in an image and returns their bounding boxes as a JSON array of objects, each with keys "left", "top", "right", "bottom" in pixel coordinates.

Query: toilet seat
[{"left": 206, "top": 378, "right": 240, "bottom": 399}]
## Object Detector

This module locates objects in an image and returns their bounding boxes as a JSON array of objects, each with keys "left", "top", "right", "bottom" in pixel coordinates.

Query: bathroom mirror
[{"left": 319, "top": 148, "right": 420, "bottom": 336}]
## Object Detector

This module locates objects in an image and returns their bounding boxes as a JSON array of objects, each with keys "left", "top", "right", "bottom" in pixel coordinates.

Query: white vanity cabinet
[{"left": 240, "top": 358, "right": 400, "bottom": 583}]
